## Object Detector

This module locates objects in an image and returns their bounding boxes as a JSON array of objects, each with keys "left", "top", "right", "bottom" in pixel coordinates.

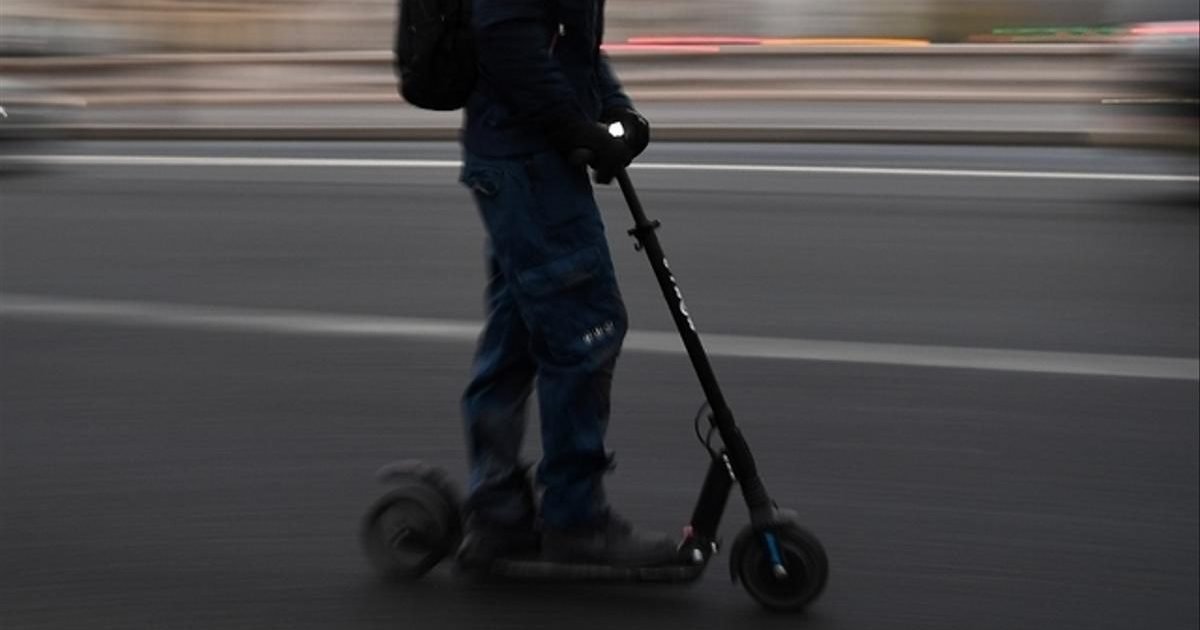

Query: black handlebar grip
[{"left": 569, "top": 148, "right": 593, "bottom": 167}]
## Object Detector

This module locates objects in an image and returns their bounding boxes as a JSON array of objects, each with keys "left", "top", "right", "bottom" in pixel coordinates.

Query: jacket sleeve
[
  {"left": 596, "top": 51, "right": 633, "bottom": 112},
  {"left": 472, "top": 0, "right": 589, "bottom": 138}
]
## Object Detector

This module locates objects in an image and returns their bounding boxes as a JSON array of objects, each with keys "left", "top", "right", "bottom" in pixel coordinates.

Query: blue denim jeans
[{"left": 460, "top": 147, "right": 627, "bottom": 530}]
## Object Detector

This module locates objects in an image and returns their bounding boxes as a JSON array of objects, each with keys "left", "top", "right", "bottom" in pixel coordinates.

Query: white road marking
[
  {"left": 6, "top": 155, "right": 459, "bottom": 169},
  {"left": 2, "top": 293, "right": 1195, "bottom": 381},
  {"left": 5, "top": 154, "right": 1198, "bottom": 183},
  {"left": 634, "top": 162, "right": 1200, "bottom": 183}
]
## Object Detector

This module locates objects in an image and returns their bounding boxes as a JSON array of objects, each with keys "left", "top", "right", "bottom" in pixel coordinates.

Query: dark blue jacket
[{"left": 463, "top": 0, "right": 632, "bottom": 157}]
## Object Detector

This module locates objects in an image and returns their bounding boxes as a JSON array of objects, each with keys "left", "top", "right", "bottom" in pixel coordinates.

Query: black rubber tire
[
  {"left": 360, "top": 482, "right": 457, "bottom": 580},
  {"left": 731, "top": 522, "right": 829, "bottom": 612}
]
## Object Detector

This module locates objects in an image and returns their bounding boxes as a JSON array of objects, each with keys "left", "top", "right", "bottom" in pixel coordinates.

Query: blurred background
[
  {"left": 1, "top": 2, "right": 1197, "bottom": 630},
  {"left": 0, "top": 0, "right": 1197, "bottom": 147},
  {"left": 0, "top": 0, "right": 1197, "bottom": 50}
]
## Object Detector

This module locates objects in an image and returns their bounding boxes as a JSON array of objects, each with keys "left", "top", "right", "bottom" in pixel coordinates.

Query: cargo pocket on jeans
[
  {"left": 515, "top": 246, "right": 603, "bottom": 299},
  {"left": 515, "top": 246, "right": 626, "bottom": 365}
]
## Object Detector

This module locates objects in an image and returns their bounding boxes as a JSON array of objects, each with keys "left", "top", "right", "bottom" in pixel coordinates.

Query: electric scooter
[{"left": 360, "top": 133, "right": 830, "bottom": 612}]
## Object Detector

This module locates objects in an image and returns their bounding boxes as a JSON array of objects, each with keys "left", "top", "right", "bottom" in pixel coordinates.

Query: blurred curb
[
  {"left": 64, "top": 89, "right": 1104, "bottom": 106},
  {"left": 0, "top": 44, "right": 1121, "bottom": 70},
  {"left": 1, "top": 44, "right": 1129, "bottom": 109},
  {"left": 26, "top": 124, "right": 1105, "bottom": 146}
]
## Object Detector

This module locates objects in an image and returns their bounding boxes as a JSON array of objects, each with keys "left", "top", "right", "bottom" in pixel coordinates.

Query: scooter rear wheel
[
  {"left": 360, "top": 482, "right": 457, "bottom": 579},
  {"left": 731, "top": 521, "right": 829, "bottom": 612}
]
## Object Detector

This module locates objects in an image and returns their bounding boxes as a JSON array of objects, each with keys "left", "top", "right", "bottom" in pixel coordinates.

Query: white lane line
[
  {"left": 7, "top": 155, "right": 460, "bottom": 169},
  {"left": 6, "top": 154, "right": 1198, "bottom": 183},
  {"left": 634, "top": 162, "right": 1200, "bottom": 183},
  {"left": 2, "top": 293, "right": 1195, "bottom": 381}
]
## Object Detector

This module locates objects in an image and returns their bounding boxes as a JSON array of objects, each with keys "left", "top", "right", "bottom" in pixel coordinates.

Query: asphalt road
[{"left": 1, "top": 141, "right": 1197, "bottom": 630}]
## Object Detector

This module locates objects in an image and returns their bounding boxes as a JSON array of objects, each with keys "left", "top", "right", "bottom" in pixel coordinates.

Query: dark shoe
[
  {"left": 455, "top": 516, "right": 541, "bottom": 572},
  {"left": 542, "top": 512, "right": 678, "bottom": 568}
]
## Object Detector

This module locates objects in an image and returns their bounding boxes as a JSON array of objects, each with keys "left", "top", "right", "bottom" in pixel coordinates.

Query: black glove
[
  {"left": 558, "top": 121, "right": 634, "bottom": 185},
  {"left": 600, "top": 106, "right": 650, "bottom": 159}
]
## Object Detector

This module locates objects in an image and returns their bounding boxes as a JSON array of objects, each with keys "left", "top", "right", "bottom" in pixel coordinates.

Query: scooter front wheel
[
  {"left": 731, "top": 521, "right": 829, "bottom": 612},
  {"left": 360, "top": 482, "right": 458, "bottom": 580}
]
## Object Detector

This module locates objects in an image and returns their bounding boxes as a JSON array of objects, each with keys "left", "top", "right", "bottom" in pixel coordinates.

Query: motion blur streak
[{"left": 5, "top": 154, "right": 1198, "bottom": 182}]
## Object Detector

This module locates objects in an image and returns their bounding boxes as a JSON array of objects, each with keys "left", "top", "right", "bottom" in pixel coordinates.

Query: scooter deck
[{"left": 488, "top": 556, "right": 706, "bottom": 583}]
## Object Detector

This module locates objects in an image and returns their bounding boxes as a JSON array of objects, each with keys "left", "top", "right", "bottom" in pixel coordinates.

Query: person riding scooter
[{"left": 454, "top": 0, "right": 675, "bottom": 570}]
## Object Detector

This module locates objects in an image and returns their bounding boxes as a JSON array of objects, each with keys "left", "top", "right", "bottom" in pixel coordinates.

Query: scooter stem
[{"left": 613, "top": 168, "right": 776, "bottom": 524}]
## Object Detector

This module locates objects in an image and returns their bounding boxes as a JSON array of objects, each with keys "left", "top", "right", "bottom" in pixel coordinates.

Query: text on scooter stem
[{"left": 662, "top": 257, "right": 697, "bottom": 332}]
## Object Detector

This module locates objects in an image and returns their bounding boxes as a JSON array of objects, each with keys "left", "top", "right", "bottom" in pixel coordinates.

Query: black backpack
[{"left": 394, "top": 0, "right": 476, "bottom": 111}]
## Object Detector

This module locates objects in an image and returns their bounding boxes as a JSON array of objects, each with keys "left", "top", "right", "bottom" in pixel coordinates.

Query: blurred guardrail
[
  {"left": 0, "top": 44, "right": 1132, "bottom": 105},
  {"left": 3, "top": 43, "right": 1192, "bottom": 147}
]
